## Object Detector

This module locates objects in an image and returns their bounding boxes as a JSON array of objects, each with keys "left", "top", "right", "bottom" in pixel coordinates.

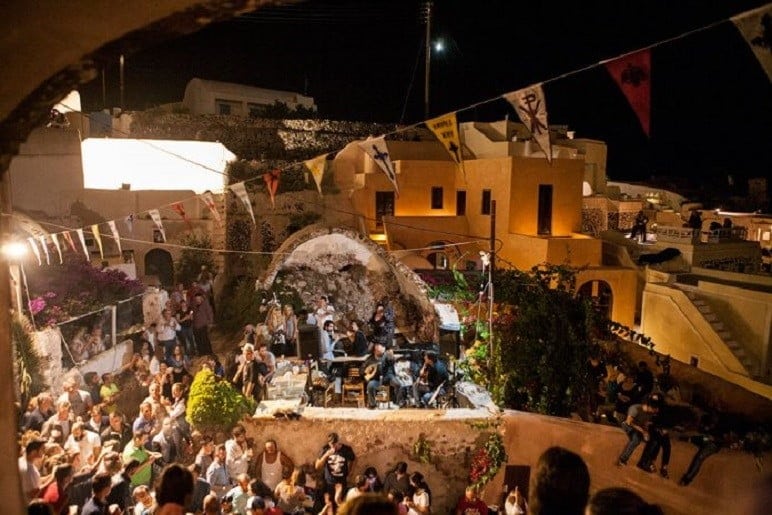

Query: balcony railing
[{"left": 654, "top": 225, "right": 748, "bottom": 244}]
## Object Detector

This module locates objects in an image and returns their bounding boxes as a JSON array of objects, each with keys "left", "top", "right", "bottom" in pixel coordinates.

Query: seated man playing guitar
[{"left": 361, "top": 342, "right": 393, "bottom": 409}]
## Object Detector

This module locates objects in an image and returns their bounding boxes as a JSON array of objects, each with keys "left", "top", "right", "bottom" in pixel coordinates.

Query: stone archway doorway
[
  {"left": 578, "top": 280, "right": 613, "bottom": 320},
  {"left": 144, "top": 248, "right": 174, "bottom": 287}
]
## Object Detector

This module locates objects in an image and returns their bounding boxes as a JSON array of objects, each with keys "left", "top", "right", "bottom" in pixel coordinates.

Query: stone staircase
[{"left": 683, "top": 289, "right": 760, "bottom": 377}]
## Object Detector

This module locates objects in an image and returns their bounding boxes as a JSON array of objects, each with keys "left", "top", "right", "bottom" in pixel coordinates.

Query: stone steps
[{"left": 682, "top": 288, "right": 760, "bottom": 377}]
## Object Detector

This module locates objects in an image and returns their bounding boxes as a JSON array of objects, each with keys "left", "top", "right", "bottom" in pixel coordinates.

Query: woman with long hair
[
  {"left": 274, "top": 467, "right": 307, "bottom": 513},
  {"left": 405, "top": 472, "right": 431, "bottom": 514}
]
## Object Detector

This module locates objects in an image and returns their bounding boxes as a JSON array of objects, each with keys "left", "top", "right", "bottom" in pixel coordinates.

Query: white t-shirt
[
  {"left": 18, "top": 456, "right": 40, "bottom": 500},
  {"left": 504, "top": 498, "right": 528, "bottom": 515},
  {"left": 65, "top": 430, "right": 101, "bottom": 463},
  {"left": 345, "top": 487, "right": 364, "bottom": 502},
  {"left": 408, "top": 490, "right": 429, "bottom": 515}
]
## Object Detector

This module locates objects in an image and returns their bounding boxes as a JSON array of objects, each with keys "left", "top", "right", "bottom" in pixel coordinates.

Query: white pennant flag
[
  {"left": 38, "top": 235, "right": 51, "bottom": 265},
  {"left": 148, "top": 209, "right": 166, "bottom": 242},
  {"left": 228, "top": 182, "right": 256, "bottom": 224},
  {"left": 50, "top": 233, "right": 63, "bottom": 264},
  {"left": 358, "top": 136, "right": 399, "bottom": 196},
  {"left": 76, "top": 228, "right": 90, "bottom": 261},
  {"left": 503, "top": 84, "right": 553, "bottom": 163},
  {"left": 732, "top": 4, "right": 772, "bottom": 82},
  {"left": 27, "top": 237, "right": 41, "bottom": 266},
  {"left": 107, "top": 220, "right": 122, "bottom": 254},
  {"left": 200, "top": 191, "right": 223, "bottom": 227},
  {"left": 124, "top": 213, "right": 135, "bottom": 234}
]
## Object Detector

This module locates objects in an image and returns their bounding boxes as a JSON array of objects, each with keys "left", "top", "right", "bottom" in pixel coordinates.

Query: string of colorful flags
[{"left": 22, "top": 3, "right": 771, "bottom": 266}]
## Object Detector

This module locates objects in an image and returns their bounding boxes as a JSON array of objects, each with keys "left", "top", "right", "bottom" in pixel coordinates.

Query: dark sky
[{"left": 79, "top": 0, "right": 771, "bottom": 184}]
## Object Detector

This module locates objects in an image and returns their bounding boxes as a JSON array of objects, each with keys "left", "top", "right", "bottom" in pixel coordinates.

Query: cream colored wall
[
  {"left": 497, "top": 233, "right": 549, "bottom": 270},
  {"left": 395, "top": 161, "right": 458, "bottom": 216},
  {"left": 383, "top": 216, "right": 472, "bottom": 253},
  {"left": 462, "top": 157, "right": 513, "bottom": 241},
  {"left": 544, "top": 235, "right": 602, "bottom": 268},
  {"left": 576, "top": 267, "right": 637, "bottom": 327},
  {"left": 9, "top": 128, "right": 84, "bottom": 216},
  {"left": 507, "top": 157, "right": 584, "bottom": 236},
  {"left": 698, "top": 280, "right": 772, "bottom": 374},
  {"left": 641, "top": 282, "right": 772, "bottom": 399}
]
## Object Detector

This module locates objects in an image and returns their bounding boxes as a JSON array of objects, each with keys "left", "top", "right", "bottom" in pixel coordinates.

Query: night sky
[{"left": 79, "top": 0, "right": 771, "bottom": 185}]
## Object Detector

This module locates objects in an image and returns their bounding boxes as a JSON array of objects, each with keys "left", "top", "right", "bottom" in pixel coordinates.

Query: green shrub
[
  {"left": 12, "top": 318, "right": 47, "bottom": 406},
  {"left": 186, "top": 368, "right": 256, "bottom": 431},
  {"left": 216, "top": 276, "right": 263, "bottom": 334}
]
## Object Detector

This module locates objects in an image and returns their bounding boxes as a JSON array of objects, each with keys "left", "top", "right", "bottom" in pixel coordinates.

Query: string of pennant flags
[{"left": 23, "top": 3, "right": 771, "bottom": 266}]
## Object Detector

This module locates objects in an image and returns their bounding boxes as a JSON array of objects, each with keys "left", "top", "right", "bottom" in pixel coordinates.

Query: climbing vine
[
  {"left": 469, "top": 433, "right": 507, "bottom": 489},
  {"left": 412, "top": 433, "right": 433, "bottom": 464}
]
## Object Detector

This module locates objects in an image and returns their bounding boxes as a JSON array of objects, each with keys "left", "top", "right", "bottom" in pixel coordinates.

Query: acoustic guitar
[{"left": 363, "top": 364, "right": 379, "bottom": 382}]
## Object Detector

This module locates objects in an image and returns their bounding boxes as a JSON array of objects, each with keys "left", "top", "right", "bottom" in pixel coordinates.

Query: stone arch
[
  {"left": 144, "top": 248, "right": 174, "bottom": 287},
  {"left": 577, "top": 279, "right": 614, "bottom": 320},
  {"left": 259, "top": 225, "right": 438, "bottom": 342}
]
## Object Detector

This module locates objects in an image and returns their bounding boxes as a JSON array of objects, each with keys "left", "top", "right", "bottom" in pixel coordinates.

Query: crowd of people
[
  {"left": 587, "top": 352, "right": 732, "bottom": 487},
  {"left": 15, "top": 279, "right": 751, "bottom": 514}
]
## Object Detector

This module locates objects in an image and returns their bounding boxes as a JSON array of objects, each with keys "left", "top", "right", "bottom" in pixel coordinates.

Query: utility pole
[
  {"left": 489, "top": 200, "right": 496, "bottom": 277},
  {"left": 119, "top": 54, "right": 125, "bottom": 112},
  {"left": 488, "top": 200, "right": 496, "bottom": 371},
  {"left": 101, "top": 67, "right": 107, "bottom": 110},
  {"left": 423, "top": 1, "right": 432, "bottom": 120}
]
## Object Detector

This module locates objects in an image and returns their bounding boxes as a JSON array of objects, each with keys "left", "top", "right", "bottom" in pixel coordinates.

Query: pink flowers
[{"left": 28, "top": 297, "right": 46, "bottom": 315}]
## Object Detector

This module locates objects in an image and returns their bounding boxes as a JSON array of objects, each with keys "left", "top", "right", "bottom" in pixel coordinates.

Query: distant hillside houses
[{"left": 182, "top": 77, "right": 316, "bottom": 116}]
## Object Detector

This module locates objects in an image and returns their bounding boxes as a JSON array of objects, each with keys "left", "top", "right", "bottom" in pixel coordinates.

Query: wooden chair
[{"left": 341, "top": 366, "right": 366, "bottom": 408}]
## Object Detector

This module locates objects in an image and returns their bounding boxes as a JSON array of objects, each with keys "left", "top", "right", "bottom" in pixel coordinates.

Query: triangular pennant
[
  {"left": 148, "top": 209, "right": 167, "bottom": 242},
  {"left": 124, "top": 214, "right": 135, "bottom": 234},
  {"left": 50, "top": 233, "right": 63, "bottom": 264},
  {"left": 172, "top": 202, "right": 192, "bottom": 229},
  {"left": 426, "top": 112, "right": 464, "bottom": 166},
  {"left": 503, "top": 84, "right": 553, "bottom": 163},
  {"left": 358, "top": 136, "right": 399, "bottom": 196},
  {"left": 732, "top": 4, "right": 772, "bottom": 82},
  {"left": 604, "top": 49, "right": 651, "bottom": 136},
  {"left": 228, "top": 182, "right": 256, "bottom": 224},
  {"left": 62, "top": 231, "right": 77, "bottom": 253},
  {"left": 262, "top": 169, "right": 281, "bottom": 208},
  {"left": 91, "top": 224, "right": 104, "bottom": 260},
  {"left": 27, "top": 237, "right": 41, "bottom": 266},
  {"left": 76, "top": 228, "right": 90, "bottom": 261},
  {"left": 304, "top": 154, "right": 327, "bottom": 196},
  {"left": 200, "top": 191, "right": 223, "bottom": 227},
  {"left": 107, "top": 220, "right": 122, "bottom": 254},
  {"left": 38, "top": 235, "right": 51, "bottom": 265}
]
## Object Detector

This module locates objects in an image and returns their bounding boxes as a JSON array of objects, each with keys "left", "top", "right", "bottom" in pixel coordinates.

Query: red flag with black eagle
[{"left": 605, "top": 49, "right": 651, "bottom": 136}]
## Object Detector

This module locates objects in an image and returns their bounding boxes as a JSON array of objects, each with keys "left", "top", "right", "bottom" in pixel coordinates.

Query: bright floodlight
[
  {"left": 433, "top": 40, "right": 445, "bottom": 53},
  {"left": 81, "top": 139, "right": 234, "bottom": 194},
  {"left": 2, "top": 241, "right": 28, "bottom": 259}
]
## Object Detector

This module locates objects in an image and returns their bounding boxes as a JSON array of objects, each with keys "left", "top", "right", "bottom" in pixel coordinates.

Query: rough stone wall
[
  {"left": 129, "top": 113, "right": 399, "bottom": 161},
  {"left": 259, "top": 226, "right": 438, "bottom": 341},
  {"left": 241, "top": 411, "right": 494, "bottom": 514}
]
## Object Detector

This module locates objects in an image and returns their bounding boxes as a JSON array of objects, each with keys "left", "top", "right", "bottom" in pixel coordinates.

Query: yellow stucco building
[{"left": 335, "top": 120, "right": 638, "bottom": 327}]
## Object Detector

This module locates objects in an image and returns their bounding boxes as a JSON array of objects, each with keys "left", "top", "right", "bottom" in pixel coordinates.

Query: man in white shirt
[
  {"left": 156, "top": 308, "right": 181, "bottom": 362},
  {"left": 19, "top": 438, "right": 45, "bottom": 502},
  {"left": 225, "top": 424, "right": 252, "bottom": 481},
  {"left": 65, "top": 421, "right": 102, "bottom": 465}
]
